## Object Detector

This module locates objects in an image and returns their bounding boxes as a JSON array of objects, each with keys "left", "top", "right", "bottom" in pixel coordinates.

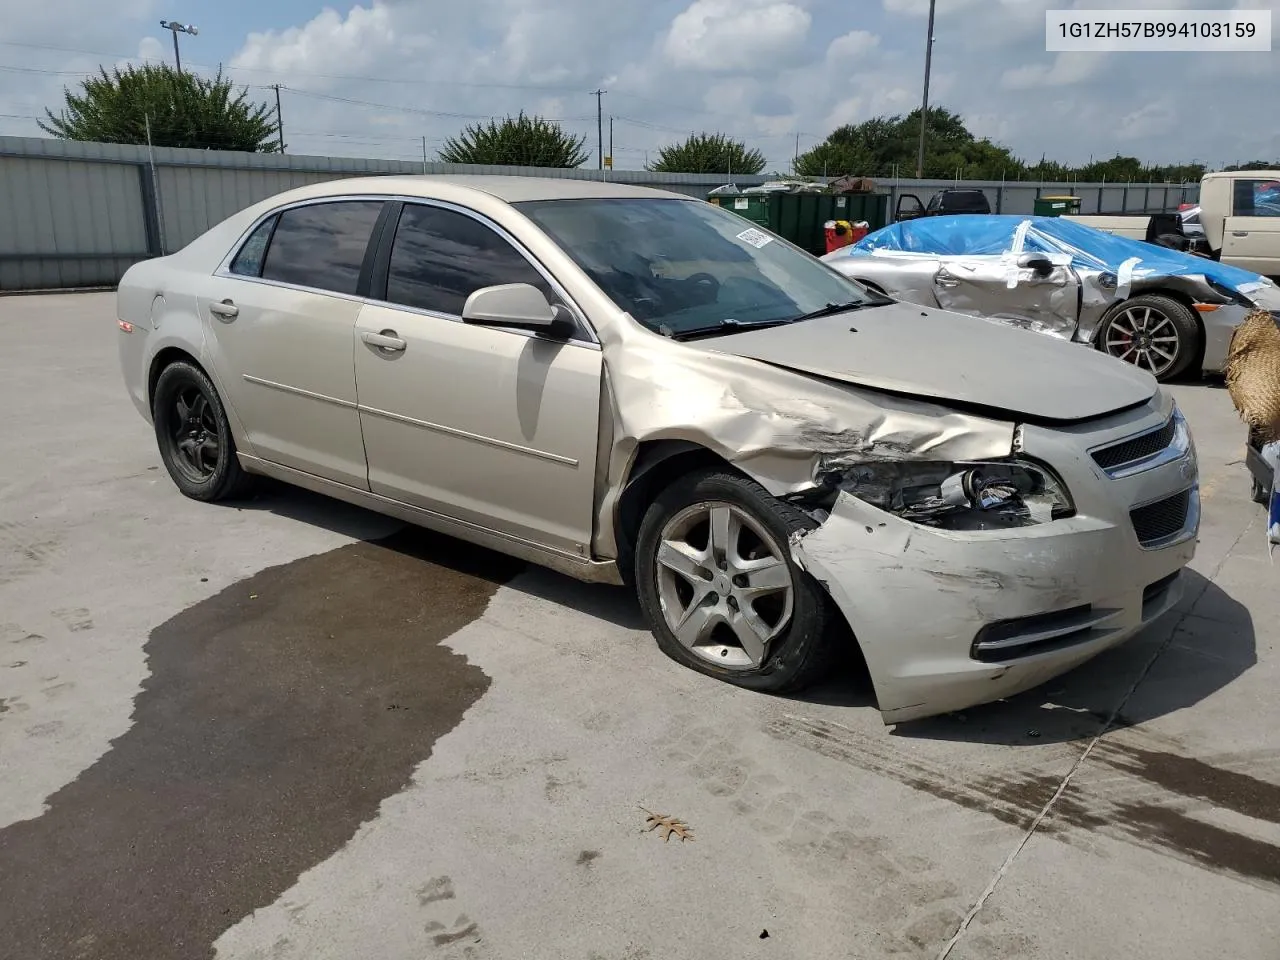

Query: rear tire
[
  {"left": 152, "top": 361, "right": 253, "bottom": 502},
  {"left": 634, "top": 468, "right": 838, "bottom": 694},
  {"left": 1097, "top": 294, "right": 1200, "bottom": 382},
  {"left": 1252, "top": 475, "right": 1270, "bottom": 506}
]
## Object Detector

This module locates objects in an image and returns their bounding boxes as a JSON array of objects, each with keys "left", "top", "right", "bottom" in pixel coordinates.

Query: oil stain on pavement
[{"left": 0, "top": 527, "right": 522, "bottom": 960}]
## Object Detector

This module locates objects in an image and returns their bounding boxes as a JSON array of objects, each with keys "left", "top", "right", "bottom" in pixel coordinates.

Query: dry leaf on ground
[{"left": 640, "top": 806, "right": 696, "bottom": 842}]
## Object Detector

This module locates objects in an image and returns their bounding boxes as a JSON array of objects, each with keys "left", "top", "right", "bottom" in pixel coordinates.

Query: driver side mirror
[
  {"left": 1017, "top": 253, "right": 1056, "bottom": 278},
  {"left": 462, "top": 283, "right": 576, "bottom": 339}
]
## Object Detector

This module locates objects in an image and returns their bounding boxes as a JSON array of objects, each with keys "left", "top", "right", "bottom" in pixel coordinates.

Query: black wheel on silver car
[
  {"left": 152, "top": 361, "right": 252, "bottom": 502},
  {"left": 634, "top": 468, "right": 836, "bottom": 693},
  {"left": 1098, "top": 294, "right": 1199, "bottom": 382}
]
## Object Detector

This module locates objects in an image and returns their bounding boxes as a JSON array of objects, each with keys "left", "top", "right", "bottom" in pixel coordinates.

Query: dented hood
[{"left": 709, "top": 302, "right": 1157, "bottom": 422}]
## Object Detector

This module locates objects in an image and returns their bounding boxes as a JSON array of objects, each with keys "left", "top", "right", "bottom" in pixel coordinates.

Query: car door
[
  {"left": 353, "top": 200, "right": 603, "bottom": 559},
  {"left": 198, "top": 198, "right": 386, "bottom": 489},
  {"left": 932, "top": 254, "right": 1081, "bottom": 339},
  {"left": 1222, "top": 178, "right": 1280, "bottom": 277}
]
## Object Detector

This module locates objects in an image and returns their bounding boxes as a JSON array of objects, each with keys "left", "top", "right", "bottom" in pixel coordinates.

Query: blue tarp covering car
[
  {"left": 822, "top": 214, "right": 1280, "bottom": 382},
  {"left": 837, "top": 214, "right": 1266, "bottom": 295}
]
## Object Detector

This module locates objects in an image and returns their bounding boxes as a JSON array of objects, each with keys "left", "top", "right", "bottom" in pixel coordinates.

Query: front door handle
[
  {"left": 209, "top": 299, "right": 238, "bottom": 319},
  {"left": 1232, "top": 231, "right": 1250, "bottom": 237},
  {"left": 936, "top": 277, "right": 959, "bottom": 287},
  {"left": 362, "top": 330, "right": 406, "bottom": 352}
]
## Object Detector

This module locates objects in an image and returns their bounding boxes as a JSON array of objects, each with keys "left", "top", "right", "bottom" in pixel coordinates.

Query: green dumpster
[
  {"left": 767, "top": 192, "right": 889, "bottom": 255},
  {"left": 713, "top": 190, "right": 890, "bottom": 255},
  {"left": 708, "top": 193, "right": 770, "bottom": 228},
  {"left": 1033, "top": 195, "right": 1082, "bottom": 217}
]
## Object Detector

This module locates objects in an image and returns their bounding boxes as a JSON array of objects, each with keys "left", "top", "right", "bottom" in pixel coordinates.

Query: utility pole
[
  {"left": 608, "top": 116, "right": 613, "bottom": 170},
  {"left": 915, "top": 0, "right": 936, "bottom": 178},
  {"left": 272, "top": 84, "right": 285, "bottom": 153},
  {"left": 422, "top": 135, "right": 428, "bottom": 174},
  {"left": 794, "top": 132, "right": 800, "bottom": 175},
  {"left": 159, "top": 20, "right": 198, "bottom": 74},
  {"left": 592, "top": 88, "right": 606, "bottom": 170}
]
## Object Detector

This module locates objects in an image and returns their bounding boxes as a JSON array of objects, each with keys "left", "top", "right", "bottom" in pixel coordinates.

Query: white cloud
[
  {"left": 0, "top": 0, "right": 1275, "bottom": 174},
  {"left": 826, "top": 30, "right": 880, "bottom": 62},
  {"left": 663, "top": 0, "right": 811, "bottom": 72},
  {"left": 232, "top": 5, "right": 396, "bottom": 77},
  {"left": 1001, "top": 52, "right": 1104, "bottom": 89},
  {"left": 1114, "top": 101, "right": 1178, "bottom": 141}
]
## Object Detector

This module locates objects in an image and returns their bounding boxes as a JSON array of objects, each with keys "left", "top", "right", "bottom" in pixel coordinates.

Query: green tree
[
  {"left": 795, "top": 106, "right": 1023, "bottom": 179},
  {"left": 648, "top": 132, "right": 766, "bottom": 174},
  {"left": 439, "top": 112, "right": 588, "bottom": 167},
  {"left": 40, "top": 64, "right": 279, "bottom": 152},
  {"left": 1225, "top": 161, "right": 1280, "bottom": 172}
]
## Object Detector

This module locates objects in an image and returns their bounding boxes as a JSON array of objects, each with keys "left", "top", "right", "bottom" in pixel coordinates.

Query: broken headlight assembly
[{"left": 807, "top": 459, "right": 1075, "bottom": 530}]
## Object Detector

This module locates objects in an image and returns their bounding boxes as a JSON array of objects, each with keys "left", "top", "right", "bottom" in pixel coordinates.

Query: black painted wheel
[{"left": 152, "top": 361, "right": 252, "bottom": 502}]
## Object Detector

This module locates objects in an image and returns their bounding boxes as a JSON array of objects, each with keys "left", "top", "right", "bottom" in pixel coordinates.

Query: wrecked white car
[
  {"left": 823, "top": 214, "right": 1280, "bottom": 383},
  {"left": 117, "top": 177, "right": 1198, "bottom": 724}
]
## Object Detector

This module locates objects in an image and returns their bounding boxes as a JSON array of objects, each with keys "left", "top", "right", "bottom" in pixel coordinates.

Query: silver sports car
[{"left": 823, "top": 215, "right": 1280, "bottom": 382}]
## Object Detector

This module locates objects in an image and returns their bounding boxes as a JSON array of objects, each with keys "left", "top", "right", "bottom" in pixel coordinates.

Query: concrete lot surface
[{"left": 1, "top": 292, "right": 1277, "bottom": 960}]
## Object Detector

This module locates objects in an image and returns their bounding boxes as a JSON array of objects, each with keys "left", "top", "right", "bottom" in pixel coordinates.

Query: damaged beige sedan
[{"left": 117, "top": 177, "right": 1199, "bottom": 723}]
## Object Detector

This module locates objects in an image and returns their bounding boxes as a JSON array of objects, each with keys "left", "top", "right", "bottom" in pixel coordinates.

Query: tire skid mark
[{"left": 766, "top": 713, "right": 1280, "bottom": 889}]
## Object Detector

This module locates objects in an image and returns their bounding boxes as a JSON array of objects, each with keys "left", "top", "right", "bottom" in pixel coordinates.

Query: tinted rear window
[
  {"left": 261, "top": 200, "right": 384, "bottom": 295},
  {"left": 944, "top": 192, "right": 990, "bottom": 212}
]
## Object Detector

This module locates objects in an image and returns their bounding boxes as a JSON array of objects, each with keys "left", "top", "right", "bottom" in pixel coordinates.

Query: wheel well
[
  {"left": 147, "top": 347, "right": 205, "bottom": 408},
  {"left": 613, "top": 441, "right": 734, "bottom": 585}
]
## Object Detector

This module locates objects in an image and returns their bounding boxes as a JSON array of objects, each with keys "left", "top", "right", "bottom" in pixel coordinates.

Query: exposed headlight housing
[{"left": 818, "top": 458, "right": 1075, "bottom": 530}]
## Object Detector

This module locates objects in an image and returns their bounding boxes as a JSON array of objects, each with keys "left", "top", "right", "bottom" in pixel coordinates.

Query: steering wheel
[{"left": 685, "top": 272, "right": 721, "bottom": 295}]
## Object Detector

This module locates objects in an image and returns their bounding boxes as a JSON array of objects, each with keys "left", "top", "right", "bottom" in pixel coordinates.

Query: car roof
[
  {"left": 1202, "top": 169, "right": 1280, "bottom": 181},
  {"left": 273, "top": 174, "right": 693, "bottom": 204}
]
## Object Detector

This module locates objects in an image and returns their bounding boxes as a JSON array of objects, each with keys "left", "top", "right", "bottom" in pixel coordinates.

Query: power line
[{"left": 0, "top": 39, "right": 757, "bottom": 123}]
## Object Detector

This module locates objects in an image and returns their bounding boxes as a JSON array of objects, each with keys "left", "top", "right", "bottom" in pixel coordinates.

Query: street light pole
[
  {"left": 159, "top": 21, "right": 199, "bottom": 74},
  {"left": 915, "top": 0, "right": 936, "bottom": 179}
]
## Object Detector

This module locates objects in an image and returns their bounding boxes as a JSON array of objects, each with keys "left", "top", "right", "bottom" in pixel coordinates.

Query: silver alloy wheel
[
  {"left": 653, "top": 500, "right": 796, "bottom": 669},
  {"left": 1104, "top": 304, "right": 1181, "bottom": 377}
]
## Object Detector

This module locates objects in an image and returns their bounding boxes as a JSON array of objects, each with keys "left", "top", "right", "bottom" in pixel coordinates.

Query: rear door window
[
  {"left": 229, "top": 215, "right": 276, "bottom": 277},
  {"left": 260, "top": 200, "right": 385, "bottom": 295},
  {"left": 383, "top": 203, "right": 554, "bottom": 316}
]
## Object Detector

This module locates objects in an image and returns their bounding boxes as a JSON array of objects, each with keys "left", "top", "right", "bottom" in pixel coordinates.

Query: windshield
[{"left": 513, "top": 198, "right": 875, "bottom": 337}]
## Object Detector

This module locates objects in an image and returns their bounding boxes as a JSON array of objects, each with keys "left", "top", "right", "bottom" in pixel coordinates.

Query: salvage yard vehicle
[
  {"left": 823, "top": 214, "right": 1280, "bottom": 382},
  {"left": 1067, "top": 169, "right": 1280, "bottom": 279},
  {"left": 894, "top": 188, "right": 991, "bottom": 222},
  {"left": 118, "top": 176, "right": 1199, "bottom": 724}
]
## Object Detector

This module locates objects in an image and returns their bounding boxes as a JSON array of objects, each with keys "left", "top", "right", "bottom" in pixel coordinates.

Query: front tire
[
  {"left": 152, "top": 361, "right": 252, "bottom": 502},
  {"left": 1097, "top": 294, "right": 1200, "bottom": 382},
  {"left": 634, "top": 468, "right": 837, "bottom": 693}
]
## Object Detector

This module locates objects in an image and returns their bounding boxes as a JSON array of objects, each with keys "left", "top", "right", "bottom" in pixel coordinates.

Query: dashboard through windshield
[{"left": 514, "top": 197, "right": 876, "bottom": 337}]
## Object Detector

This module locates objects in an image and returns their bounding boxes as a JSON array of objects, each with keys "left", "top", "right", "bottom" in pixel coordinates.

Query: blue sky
[{"left": 1, "top": 0, "right": 1276, "bottom": 170}]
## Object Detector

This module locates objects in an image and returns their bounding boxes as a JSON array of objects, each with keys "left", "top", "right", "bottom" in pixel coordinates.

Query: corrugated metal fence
[{"left": 0, "top": 135, "right": 1200, "bottom": 291}]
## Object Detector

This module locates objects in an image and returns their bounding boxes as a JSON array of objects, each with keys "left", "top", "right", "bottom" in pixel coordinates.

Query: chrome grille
[
  {"left": 1092, "top": 418, "right": 1176, "bottom": 471},
  {"left": 1130, "top": 490, "right": 1191, "bottom": 546}
]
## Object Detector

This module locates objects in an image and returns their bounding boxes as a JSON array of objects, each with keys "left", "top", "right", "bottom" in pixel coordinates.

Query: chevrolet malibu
[{"left": 117, "top": 177, "right": 1199, "bottom": 723}]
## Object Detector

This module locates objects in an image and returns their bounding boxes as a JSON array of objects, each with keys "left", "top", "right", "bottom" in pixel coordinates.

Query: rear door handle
[
  {"left": 362, "top": 330, "right": 406, "bottom": 352},
  {"left": 209, "top": 299, "right": 238, "bottom": 319},
  {"left": 1232, "top": 231, "right": 1250, "bottom": 237}
]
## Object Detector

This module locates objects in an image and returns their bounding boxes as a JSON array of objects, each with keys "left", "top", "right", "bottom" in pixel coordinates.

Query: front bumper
[
  {"left": 792, "top": 396, "right": 1198, "bottom": 724},
  {"left": 1202, "top": 303, "right": 1253, "bottom": 375}
]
